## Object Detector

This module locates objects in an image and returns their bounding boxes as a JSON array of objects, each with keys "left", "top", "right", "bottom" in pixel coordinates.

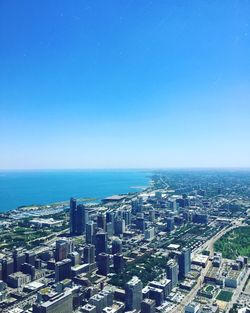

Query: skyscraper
[
  {"left": 77, "top": 204, "right": 89, "bottom": 233},
  {"left": 106, "top": 222, "right": 114, "bottom": 237},
  {"left": 122, "top": 209, "right": 132, "bottom": 225},
  {"left": 113, "top": 253, "right": 124, "bottom": 273},
  {"left": 86, "top": 221, "right": 95, "bottom": 244},
  {"left": 178, "top": 248, "right": 191, "bottom": 279},
  {"left": 55, "top": 259, "right": 72, "bottom": 282},
  {"left": 141, "top": 298, "right": 156, "bottom": 313},
  {"left": 2, "top": 258, "right": 14, "bottom": 282},
  {"left": 111, "top": 237, "right": 122, "bottom": 255},
  {"left": 97, "top": 213, "right": 106, "bottom": 231},
  {"left": 136, "top": 216, "right": 145, "bottom": 233},
  {"left": 13, "top": 250, "right": 26, "bottom": 272},
  {"left": 106, "top": 211, "right": 115, "bottom": 224},
  {"left": 114, "top": 218, "right": 125, "bottom": 235},
  {"left": 25, "top": 251, "right": 36, "bottom": 266},
  {"left": 55, "top": 240, "right": 71, "bottom": 262},
  {"left": 149, "top": 209, "right": 156, "bottom": 222},
  {"left": 95, "top": 231, "right": 107, "bottom": 256},
  {"left": 166, "top": 259, "right": 179, "bottom": 289},
  {"left": 83, "top": 244, "right": 95, "bottom": 264},
  {"left": 69, "top": 197, "right": 77, "bottom": 235},
  {"left": 70, "top": 198, "right": 89, "bottom": 235},
  {"left": 97, "top": 253, "right": 110, "bottom": 276},
  {"left": 166, "top": 217, "right": 175, "bottom": 232},
  {"left": 125, "top": 276, "right": 143, "bottom": 312}
]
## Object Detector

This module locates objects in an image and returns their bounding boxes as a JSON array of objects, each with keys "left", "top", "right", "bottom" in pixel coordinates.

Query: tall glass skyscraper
[
  {"left": 70, "top": 198, "right": 89, "bottom": 235},
  {"left": 125, "top": 276, "right": 143, "bottom": 312},
  {"left": 178, "top": 247, "right": 191, "bottom": 279}
]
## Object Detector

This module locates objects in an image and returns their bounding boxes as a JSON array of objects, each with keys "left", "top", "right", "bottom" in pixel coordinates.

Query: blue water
[{"left": 0, "top": 170, "right": 151, "bottom": 212}]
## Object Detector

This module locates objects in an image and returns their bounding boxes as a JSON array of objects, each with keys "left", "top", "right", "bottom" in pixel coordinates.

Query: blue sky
[{"left": 0, "top": 0, "right": 250, "bottom": 169}]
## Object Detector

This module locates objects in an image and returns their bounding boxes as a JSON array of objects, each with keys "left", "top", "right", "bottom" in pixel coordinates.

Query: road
[
  {"left": 167, "top": 261, "right": 212, "bottom": 313},
  {"left": 226, "top": 267, "right": 250, "bottom": 313},
  {"left": 168, "top": 219, "right": 246, "bottom": 313},
  {"left": 192, "top": 219, "right": 245, "bottom": 257}
]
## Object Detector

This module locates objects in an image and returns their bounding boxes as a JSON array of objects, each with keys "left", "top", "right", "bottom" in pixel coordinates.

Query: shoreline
[
  {"left": 0, "top": 179, "right": 154, "bottom": 218},
  {"left": 0, "top": 170, "right": 152, "bottom": 213}
]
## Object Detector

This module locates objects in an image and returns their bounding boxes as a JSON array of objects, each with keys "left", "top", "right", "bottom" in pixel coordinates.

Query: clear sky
[{"left": 0, "top": 0, "right": 250, "bottom": 169}]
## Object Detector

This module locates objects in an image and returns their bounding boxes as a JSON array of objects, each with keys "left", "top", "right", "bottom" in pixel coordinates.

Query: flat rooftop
[
  {"left": 102, "top": 195, "right": 126, "bottom": 202},
  {"left": 167, "top": 244, "right": 180, "bottom": 250}
]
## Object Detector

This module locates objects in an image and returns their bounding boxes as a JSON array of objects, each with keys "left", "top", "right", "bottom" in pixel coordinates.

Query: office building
[
  {"left": 144, "top": 227, "right": 155, "bottom": 240},
  {"left": 68, "top": 251, "right": 80, "bottom": 266},
  {"left": 106, "top": 211, "right": 115, "bottom": 224},
  {"left": 83, "top": 244, "right": 95, "bottom": 264},
  {"left": 149, "top": 209, "right": 156, "bottom": 222},
  {"left": 33, "top": 289, "right": 73, "bottom": 313},
  {"left": 25, "top": 251, "right": 36, "bottom": 266},
  {"left": 97, "top": 253, "right": 110, "bottom": 276},
  {"left": 185, "top": 301, "right": 200, "bottom": 313},
  {"left": 123, "top": 209, "right": 132, "bottom": 226},
  {"left": 168, "top": 199, "right": 177, "bottom": 211},
  {"left": 192, "top": 213, "right": 208, "bottom": 225},
  {"left": 178, "top": 248, "right": 191, "bottom": 279},
  {"left": 147, "top": 286, "right": 164, "bottom": 306},
  {"left": 166, "top": 217, "right": 175, "bottom": 232},
  {"left": 21, "top": 262, "right": 35, "bottom": 280},
  {"left": 55, "top": 239, "right": 72, "bottom": 262},
  {"left": 86, "top": 221, "right": 95, "bottom": 244},
  {"left": 70, "top": 197, "right": 77, "bottom": 234},
  {"left": 112, "top": 238, "right": 122, "bottom": 255},
  {"left": 125, "top": 276, "right": 143, "bottom": 312},
  {"left": 2, "top": 258, "right": 14, "bottom": 282},
  {"left": 99, "top": 288, "right": 113, "bottom": 307},
  {"left": 149, "top": 279, "right": 172, "bottom": 299},
  {"left": 141, "top": 298, "right": 156, "bottom": 313},
  {"left": 13, "top": 250, "right": 26, "bottom": 272},
  {"left": 114, "top": 218, "right": 125, "bottom": 235},
  {"left": 166, "top": 259, "right": 179, "bottom": 289},
  {"left": 132, "top": 198, "right": 142, "bottom": 214},
  {"left": 7, "top": 271, "right": 31, "bottom": 288},
  {"left": 106, "top": 222, "right": 114, "bottom": 237},
  {"left": 89, "top": 294, "right": 105, "bottom": 313},
  {"left": 97, "top": 213, "right": 106, "bottom": 231},
  {"left": 0, "top": 263, "right": 2, "bottom": 281},
  {"left": 70, "top": 198, "right": 89, "bottom": 235},
  {"left": 95, "top": 231, "right": 107, "bottom": 256},
  {"left": 136, "top": 216, "right": 145, "bottom": 233},
  {"left": 78, "top": 204, "right": 89, "bottom": 233},
  {"left": 55, "top": 259, "right": 71, "bottom": 282},
  {"left": 113, "top": 253, "right": 124, "bottom": 273},
  {"left": 155, "top": 191, "right": 162, "bottom": 200}
]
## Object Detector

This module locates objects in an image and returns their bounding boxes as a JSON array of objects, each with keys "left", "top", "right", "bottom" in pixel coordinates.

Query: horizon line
[{"left": 1, "top": 167, "right": 250, "bottom": 171}]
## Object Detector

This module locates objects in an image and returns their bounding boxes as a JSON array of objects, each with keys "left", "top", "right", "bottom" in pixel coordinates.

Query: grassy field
[
  {"left": 205, "top": 285, "right": 215, "bottom": 293},
  {"left": 214, "top": 226, "right": 250, "bottom": 259},
  {"left": 216, "top": 290, "right": 233, "bottom": 302}
]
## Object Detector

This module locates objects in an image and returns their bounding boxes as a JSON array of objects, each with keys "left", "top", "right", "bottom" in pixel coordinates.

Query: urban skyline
[{"left": 0, "top": 170, "right": 250, "bottom": 312}]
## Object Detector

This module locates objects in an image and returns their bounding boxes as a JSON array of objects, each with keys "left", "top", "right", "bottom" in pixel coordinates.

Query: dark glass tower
[
  {"left": 70, "top": 197, "right": 77, "bottom": 235},
  {"left": 70, "top": 198, "right": 89, "bottom": 235},
  {"left": 178, "top": 248, "right": 191, "bottom": 279},
  {"left": 95, "top": 231, "right": 107, "bottom": 256}
]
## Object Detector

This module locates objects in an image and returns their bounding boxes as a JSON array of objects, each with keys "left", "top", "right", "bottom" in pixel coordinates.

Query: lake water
[{"left": 0, "top": 169, "right": 151, "bottom": 212}]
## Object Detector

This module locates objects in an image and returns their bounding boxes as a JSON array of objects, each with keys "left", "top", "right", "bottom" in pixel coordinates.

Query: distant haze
[{"left": 0, "top": 1, "right": 250, "bottom": 169}]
